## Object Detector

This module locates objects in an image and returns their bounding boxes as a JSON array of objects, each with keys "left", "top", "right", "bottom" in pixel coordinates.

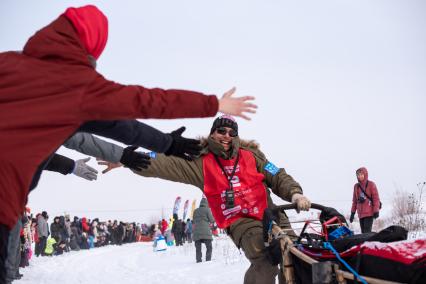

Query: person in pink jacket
[{"left": 350, "top": 167, "right": 381, "bottom": 233}]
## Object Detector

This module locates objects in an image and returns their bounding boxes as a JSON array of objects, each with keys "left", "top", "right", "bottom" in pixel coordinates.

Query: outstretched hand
[
  {"left": 120, "top": 146, "right": 151, "bottom": 170},
  {"left": 218, "top": 87, "right": 257, "bottom": 120},
  {"left": 165, "top": 126, "right": 202, "bottom": 160},
  {"left": 73, "top": 157, "right": 98, "bottom": 181},
  {"left": 96, "top": 159, "right": 123, "bottom": 174}
]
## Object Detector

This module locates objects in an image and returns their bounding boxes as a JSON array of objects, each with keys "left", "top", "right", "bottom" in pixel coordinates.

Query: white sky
[{"left": 1, "top": 0, "right": 425, "bottom": 223}]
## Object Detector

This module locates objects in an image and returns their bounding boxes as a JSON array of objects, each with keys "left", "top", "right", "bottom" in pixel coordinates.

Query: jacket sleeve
[
  {"left": 78, "top": 120, "right": 173, "bottom": 153},
  {"left": 207, "top": 209, "right": 215, "bottom": 224},
  {"left": 351, "top": 185, "right": 357, "bottom": 213},
  {"left": 251, "top": 148, "right": 303, "bottom": 202},
  {"left": 63, "top": 132, "right": 123, "bottom": 163},
  {"left": 370, "top": 182, "right": 380, "bottom": 213},
  {"left": 45, "top": 154, "right": 75, "bottom": 175},
  {"left": 81, "top": 72, "right": 219, "bottom": 121},
  {"left": 37, "top": 219, "right": 47, "bottom": 237},
  {"left": 132, "top": 154, "right": 204, "bottom": 190}
]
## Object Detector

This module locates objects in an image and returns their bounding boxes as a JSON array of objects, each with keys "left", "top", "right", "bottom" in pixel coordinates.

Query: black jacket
[
  {"left": 79, "top": 120, "right": 173, "bottom": 153},
  {"left": 45, "top": 154, "right": 74, "bottom": 175},
  {"left": 30, "top": 119, "right": 173, "bottom": 191}
]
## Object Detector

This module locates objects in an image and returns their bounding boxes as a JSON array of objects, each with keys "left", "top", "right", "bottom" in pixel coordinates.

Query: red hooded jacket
[
  {"left": 161, "top": 219, "right": 168, "bottom": 234},
  {"left": 81, "top": 218, "right": 90, "bottom": 233},
  {"left": 0, "top": 6, "right": 218, "bottom": 229},
  {"left": 351, "top": 167, "right": 381, "bottom": 219}
]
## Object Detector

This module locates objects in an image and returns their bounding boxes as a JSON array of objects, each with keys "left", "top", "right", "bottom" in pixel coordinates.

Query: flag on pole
[
  {"left": 190, "top": 199, "right": 197, "bottom": 219},
  {"left": 173, "top": 196, "right": 182, "bottom": 216},
  {"left": 182, "top": 200, "right": 189, "bottom": 220}
]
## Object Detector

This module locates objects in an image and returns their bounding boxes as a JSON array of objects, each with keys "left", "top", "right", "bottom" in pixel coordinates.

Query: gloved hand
[
  {"left": 165, "top": 126, "right": 202, "bottom": 161},
  {"left": 265, "top": 238, "right": 282, "bottom": 265},
  {"left": 291, "top": 193, "right": 311, "bottom": 213},
  {"left": 349, "top": 212, "right": 355, "bottom": 223},
  {"left": 373, "top": 212, "right": 379, "bottom": 219},
  {"left": 73, "top": 157, "right": 98, "bottom": 181},
  {"left": 120, "top": 146, "right": 151, "bottom": 171}
]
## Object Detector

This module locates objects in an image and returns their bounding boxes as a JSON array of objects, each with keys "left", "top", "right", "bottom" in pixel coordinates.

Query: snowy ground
[
  {"left": 15, "top": 223, "right": 426, "bottom": 284},
  {"left": 16, "top": 236, "right": 249, "bottom": 284}
]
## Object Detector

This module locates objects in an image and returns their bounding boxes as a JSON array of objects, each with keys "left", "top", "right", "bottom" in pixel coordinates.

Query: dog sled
[{"left": 264, "top": 203, "right": 426, "bottom": 284}]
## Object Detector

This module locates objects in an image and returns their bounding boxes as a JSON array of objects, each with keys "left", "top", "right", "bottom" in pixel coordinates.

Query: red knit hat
[{"left": 64, "top": 5, "right": 108, "bottom": 59}]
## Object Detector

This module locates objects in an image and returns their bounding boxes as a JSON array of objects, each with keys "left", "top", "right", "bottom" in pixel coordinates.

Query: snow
[
  {"left": 16, "top": 236, "right": 250, "bottom": 284},
  {"left": 409, "top": 230, "right": 426, "bottom": 240}
]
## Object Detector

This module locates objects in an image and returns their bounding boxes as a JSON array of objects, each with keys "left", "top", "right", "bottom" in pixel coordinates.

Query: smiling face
[{"left": 211, "top": 126, "right": 236, "bottom": 151}]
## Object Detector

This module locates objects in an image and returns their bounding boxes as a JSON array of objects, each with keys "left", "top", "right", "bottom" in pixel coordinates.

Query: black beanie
[{"left": 210, "top": 115, "right": 238, "bottom": 135}]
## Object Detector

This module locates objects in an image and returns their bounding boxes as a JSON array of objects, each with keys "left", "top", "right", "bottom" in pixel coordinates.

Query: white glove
[
  {"left": 291, "top": 193, "right": 311, "bottom": 213},
  {"left": 73, "top": 157, "right": 98, "bottom": 181}
]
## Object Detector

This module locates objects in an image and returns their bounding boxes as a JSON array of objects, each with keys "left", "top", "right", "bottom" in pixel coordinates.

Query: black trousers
[
  {"left": 195, "top": 239, "right": 212, "bottom": 263},
  {"left": 0, "top": 224, "right": 10, "bottom": 284},
  {"left": 36, "top": 236, "right": 47, "bottom": 256},
  {"left": 175, "top": 233, "right": 183, "bottom": 246},
  {"left": 5, "top": 219, "right": 21, "bottom": 282},
  {"left": 360, "top": 216, "right": 374, "bottom": 233}
]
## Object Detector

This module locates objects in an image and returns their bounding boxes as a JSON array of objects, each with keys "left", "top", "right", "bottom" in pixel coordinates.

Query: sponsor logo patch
[{"left": 264, "top": 162, "right": 279, "bottom": 176}]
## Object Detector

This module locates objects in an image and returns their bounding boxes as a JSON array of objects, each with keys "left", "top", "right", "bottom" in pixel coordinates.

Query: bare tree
[
  {"left": 373, "top": 218, "right": 385, "bottom": 232},
  {"left": 391, "top": 182, "right": 425, "bottom": 232}
]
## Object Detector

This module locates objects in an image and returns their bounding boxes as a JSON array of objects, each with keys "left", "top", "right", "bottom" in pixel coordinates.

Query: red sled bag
[{"left": 343, "top": 239, "right": 426, "bottom": 283}]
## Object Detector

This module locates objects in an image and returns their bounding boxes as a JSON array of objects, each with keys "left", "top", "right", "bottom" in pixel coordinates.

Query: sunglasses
[{"left": 216, "top": 127, "right": 238, "bottom": 137}]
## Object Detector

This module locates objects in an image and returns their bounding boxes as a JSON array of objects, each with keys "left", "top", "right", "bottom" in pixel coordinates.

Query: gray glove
[{"left": 73, "top": 157, "right": 98, "bottom": 181}]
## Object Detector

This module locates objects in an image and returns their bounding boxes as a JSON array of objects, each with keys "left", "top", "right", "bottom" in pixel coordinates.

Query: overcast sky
[{"left": 1, "top": 0, "right": 425, "bottom": 223}]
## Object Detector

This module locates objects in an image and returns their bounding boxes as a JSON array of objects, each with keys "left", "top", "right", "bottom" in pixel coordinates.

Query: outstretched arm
[
  {"left": 78, "top": 120, "right": 173, "bottom": 154},
  {"left": 82, "top": 71, "right": 257, "bottom": 121},
  {"left": 63, "top": 132, "right": 123, "bottom": 163},
  {"left": 99, "top": 154, "right": 204, "bottom": 190},
  {"left": 79, "top": 121, "right": 202, "bottom": 160},
  {"left": 45, "top": 153, "right": 75, "bottom": 175},
  {"left": 134, "top": 154, "right": 204, "bottom": 189},
  {"left": 45, "top": 154, "right": 98, "bottom": 181}
]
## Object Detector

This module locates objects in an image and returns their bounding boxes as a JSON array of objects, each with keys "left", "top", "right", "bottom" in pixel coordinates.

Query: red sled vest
[{"left": 203, "top": 149, "right": 268, "bottom": 228}]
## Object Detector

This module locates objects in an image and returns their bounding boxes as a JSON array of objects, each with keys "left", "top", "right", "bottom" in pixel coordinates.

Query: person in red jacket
[
  {"left": 161, "top": 219, "right": 168, "bottom": 235},
  {"left": 0, "top": 5, "right": 256, "bottom": 280},
  {"left": 350, "top": 167, "right": 381, "bottom": 233},
  {"left": 81, "top": 218, "right": 90, "bottom": 234}
]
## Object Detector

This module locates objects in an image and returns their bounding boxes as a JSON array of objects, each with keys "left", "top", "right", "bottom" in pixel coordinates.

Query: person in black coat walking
[{"left": 172, "top": 214, "right": 184, "bottom": 246}]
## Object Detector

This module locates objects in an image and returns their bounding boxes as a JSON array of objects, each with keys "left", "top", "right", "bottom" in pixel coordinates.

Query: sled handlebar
[{"left": 273, "top": 203, "right": 327, "bottom": 213}]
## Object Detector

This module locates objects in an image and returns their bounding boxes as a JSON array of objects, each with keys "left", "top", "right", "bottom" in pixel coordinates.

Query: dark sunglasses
[{"left": 216, "top": 127, "right": 238, "bottom": 137}]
